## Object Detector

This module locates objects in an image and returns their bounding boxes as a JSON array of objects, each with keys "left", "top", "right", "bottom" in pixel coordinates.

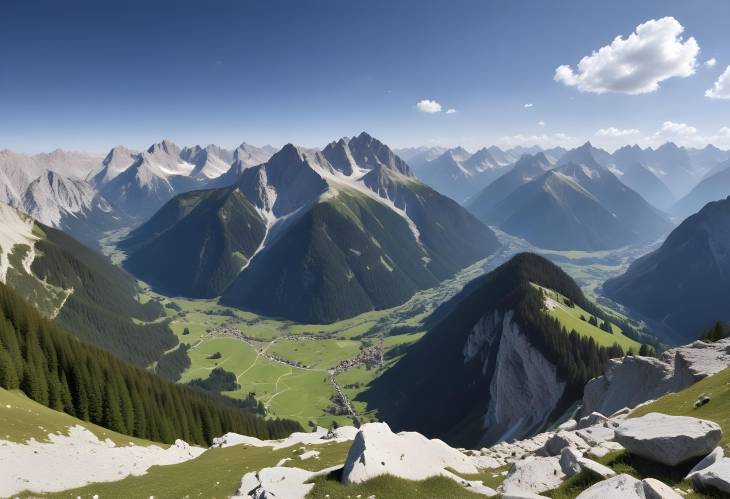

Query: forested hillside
[{"left": 0, "top": 282, "right": 301, "bottom": 446}]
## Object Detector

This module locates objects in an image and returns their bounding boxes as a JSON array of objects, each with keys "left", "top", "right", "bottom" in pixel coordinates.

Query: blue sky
[{"left": 1, "top": 0, "right": 729, "bottom": 153}]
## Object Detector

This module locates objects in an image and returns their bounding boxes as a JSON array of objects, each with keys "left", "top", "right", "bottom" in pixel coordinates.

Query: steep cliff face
[{"left": 481, "top": 311, "right": 566, "bottom": 445}]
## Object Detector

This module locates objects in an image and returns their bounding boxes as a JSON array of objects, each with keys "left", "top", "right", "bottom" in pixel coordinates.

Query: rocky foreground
[{"left": 3, "top": 338, "right": 730, "bottom": 497}]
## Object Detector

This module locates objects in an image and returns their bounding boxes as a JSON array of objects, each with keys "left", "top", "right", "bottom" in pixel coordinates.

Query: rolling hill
[{"left": 604, "top": 195, "right": 730, "bottom": 344}]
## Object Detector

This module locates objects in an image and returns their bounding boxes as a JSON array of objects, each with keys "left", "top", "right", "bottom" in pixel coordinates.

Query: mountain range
[
  {"left": 472, "top": 143, "right": 674, "bottom": 250},
  {"left": 122, "top": 133, "right": 500, "bottom": 323}
]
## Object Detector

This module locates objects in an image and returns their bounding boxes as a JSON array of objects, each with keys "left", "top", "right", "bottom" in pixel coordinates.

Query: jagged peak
[{"left": 147, "top": 139, "right": 181, "bottom": 156}]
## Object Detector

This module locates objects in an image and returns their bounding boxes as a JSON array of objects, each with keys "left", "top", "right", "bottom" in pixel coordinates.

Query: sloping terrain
[
  {"left": 121, "top": 187, "right": 267, "bottom": 297},
  {"left": 604, "top": 196, "right": 730, "bottom": 344},
  {"left": 365, "top": 253, "right": 631, "bottom": 448}
]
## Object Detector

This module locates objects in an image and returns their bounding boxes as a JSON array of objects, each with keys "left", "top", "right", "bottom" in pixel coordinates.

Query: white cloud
[
  {"left": 538, "top": 121, "right": 546, "bottom": 126},
  {"left": 416, "top": 99, "right": 442, "bottom": 113},
  {"left": 554, "top": 17, "right": 699, "bottom": 94},
  {"left": 497, "top": 133, "right": 579, "bottom": 149},
  {"left": 706, "top": 66, "right": 730, "bottom": 99},
  {"left": 445, "top": 108, "right": 457, "bottom": 114},
  {"left": 596, "top": 127, "right": 641, "bottom": 137},
  {"left": 641, "top": 121, "right": 730, "bottom": 148},
  {"left": 705, "top": 58, "right": 717, "bottom": 68},
  {"left": 524, "top": 103, "right": 534, "bottom": 108}
]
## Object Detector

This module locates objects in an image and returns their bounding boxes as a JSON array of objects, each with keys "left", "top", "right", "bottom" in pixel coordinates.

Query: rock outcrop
[
  {"left": 614, "top": 413, "right": 722, "bottom": 466},
  {"left": 340, "top": 422, "right": 480, "bottom": 485},
  {"left": 582, "top": 339, "right": 730, "bottom": 417}
]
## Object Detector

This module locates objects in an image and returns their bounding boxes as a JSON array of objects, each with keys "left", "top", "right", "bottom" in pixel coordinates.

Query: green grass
[
  {"left": 0, "top": 388, "right": 151, "bottom": 447},
  {"left": 268, "top": 339, "right": 361, "bottom": 369},
  {"left": 306, "top": 472, "right": 486, "bottom": 499},
  {"left": 532, "top": 283, "right": 641, "bottom": 351},
  {"left": 43, "top": 440, "right": 353, "bottom": 499}
]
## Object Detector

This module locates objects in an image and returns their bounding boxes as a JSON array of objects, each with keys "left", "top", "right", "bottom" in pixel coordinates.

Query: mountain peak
[{"left": 147, "top": 139, "right": 181, "bottom": 156}]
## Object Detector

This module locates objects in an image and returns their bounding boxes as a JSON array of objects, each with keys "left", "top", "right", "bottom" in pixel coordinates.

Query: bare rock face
[
  {"left": 582, "top": 339, "right": 730, "bottom": 417},
  {"left": 480, "top": 311, "right": 566, "bottom": 444},
  {"left": 233, "top": 465, "right": 341, "bottom": 499},
  {"left": 340, "top": 422, "right": 478, "bottom": 485},
  {"left": 615, "top": 413, "right": 722, "bottom": 466}
]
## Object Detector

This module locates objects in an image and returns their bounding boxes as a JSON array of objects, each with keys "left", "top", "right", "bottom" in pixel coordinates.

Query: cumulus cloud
[
  {"left": 497, "top": 133, "right": 579, "bottom": 149},
  {"left": 416, "top": 99, "right": 442, "bottom": 113},
  {"left": 705, "top": 58, "right": 717, "bottom": 68},
  {"left": 554, "top": 17, "right": 699, "bottom": 94},
  {"left": 524, "top": 103, "right": 534, "bottom": 108},
  {"left": 642, "top": 121, "right": 730, "bottom": 148},
  {"left": 445, "top": 108, "right": 457, "bottom": 114},
  {"left": 596, "top": 127, "right": 641, "bottom": 137},
  {"left": 538, "top": 121, "right": 546, "bottom": 126},
  {"left": 706, "top": 66, "right": 730, "bottom": 99}
]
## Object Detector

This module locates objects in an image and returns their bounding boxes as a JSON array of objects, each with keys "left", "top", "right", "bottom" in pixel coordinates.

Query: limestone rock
[
  {"left": 577, "top": 412, "right": 609, "bottom": 429},
  {"left": 642, "top": 478, "right": 683, "bottom": 499},
  {"left": 577, "top": 456, "right": 616, "bottom": 479},
  {"left": 615, "top": 413, "right": 722, "bottom": 466},
  {"left": 691, "top": 457, "right": 730, "bottom": 494},
  {"left": 686, "top": 446, "right": 724, "bottom": 479},
  {"left": 559, "top": 447, "right": 582, "bottom": 476},
  {"left": 501, "top": 456, "right": 565, "bottom": 494},
  {"left": 341, "top": 422, "right": 478, "bottom": 485},
  {"left": 582, "top": 339, "right": 730, "bottom": 417},
  {"left": 544, "top": 430, "right": 588, "bottom": 456},
  {"left": 575, "top": 474, "right": 645, "bottom": 499},
  {"left": 502, "top": 490, "right": 551, "bottom": 498}
]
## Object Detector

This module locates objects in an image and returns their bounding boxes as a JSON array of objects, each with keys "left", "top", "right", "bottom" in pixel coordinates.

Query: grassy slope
[
  {"left": 532, "top": 283, "right": 641, "bottom": 351},
  {"left": 0, "top": 388, "right": 152, "bottom": 447}
]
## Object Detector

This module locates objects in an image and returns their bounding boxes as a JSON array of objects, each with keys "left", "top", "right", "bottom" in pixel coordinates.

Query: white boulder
[
  {"left": 576, "top": 474, "right": 645, "bottom": 499},
  {"left": 615, "top": 413, "right": 722, "bottom": 466},
  {"left": 340, "top": 422, "right": 478, "bottom": 485},
  {"left": 686, "top": 446, "right": 724, "bottom": 479},
  {"left": 233, "top": 465, "right": 341, "bottom": 499},
  {"left": 690, "top": 457, "right": 730, "bottom": 494},
  {"left": 642, "top": 477, "right": 683, "bottom": 499},
  {"left": 501, "top": 456, "right": 565, "bottom": 494},
  {"left": 502, "top": 490, "right": 551, "bottom": 498}
]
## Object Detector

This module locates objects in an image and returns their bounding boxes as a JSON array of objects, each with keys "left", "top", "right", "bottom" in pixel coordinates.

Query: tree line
[{"left": 0, "top": 282, "right": 301, "bottom": 446}]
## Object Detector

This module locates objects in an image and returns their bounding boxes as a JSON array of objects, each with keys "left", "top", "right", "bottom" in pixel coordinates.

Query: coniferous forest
[{"left": 0, "top": 282, "right": 302, "bottom": 445}]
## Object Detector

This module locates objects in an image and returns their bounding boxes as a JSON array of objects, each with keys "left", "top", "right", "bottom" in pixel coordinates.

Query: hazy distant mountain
[
  {"left": 124, "top": 133, "right": 499, "bottom": 323},
  {"left": 644, "top": 142, "right": 696, "bottom": 198},
  {"left": 605, "top": 196, "right": 730, "bottom": 343},
  {"left": 393, "top": 146, "right": 447, "bottom": 170},
  {"left": 467, "top": 152, "right": 552, "bottom": 222},
  {"left": 417, "top": 147, "right": 514, "bottom": 203},
  {"left": 671, "top": 160, "right": 730, "bottom": 219},
  {"left": 608, "top": 162, "right": 675, "bottom": 210},
  {"left": 100, "top": 140, "right": 201, "bottom": 221},
  {"left": 687, "top": 144, "right": 730, "bottom": 174},
  {"left": 21, "top": 170, "right": 127, "bottom": 247},
  {"left": 181, "top": 144, "right": 234, "bottom": 180},
  {"left": 485, "top": 143, "right": 673, "bottom": 250},
  {"left": 88, "top": 146, "right": 139, "bottom": 186}
]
